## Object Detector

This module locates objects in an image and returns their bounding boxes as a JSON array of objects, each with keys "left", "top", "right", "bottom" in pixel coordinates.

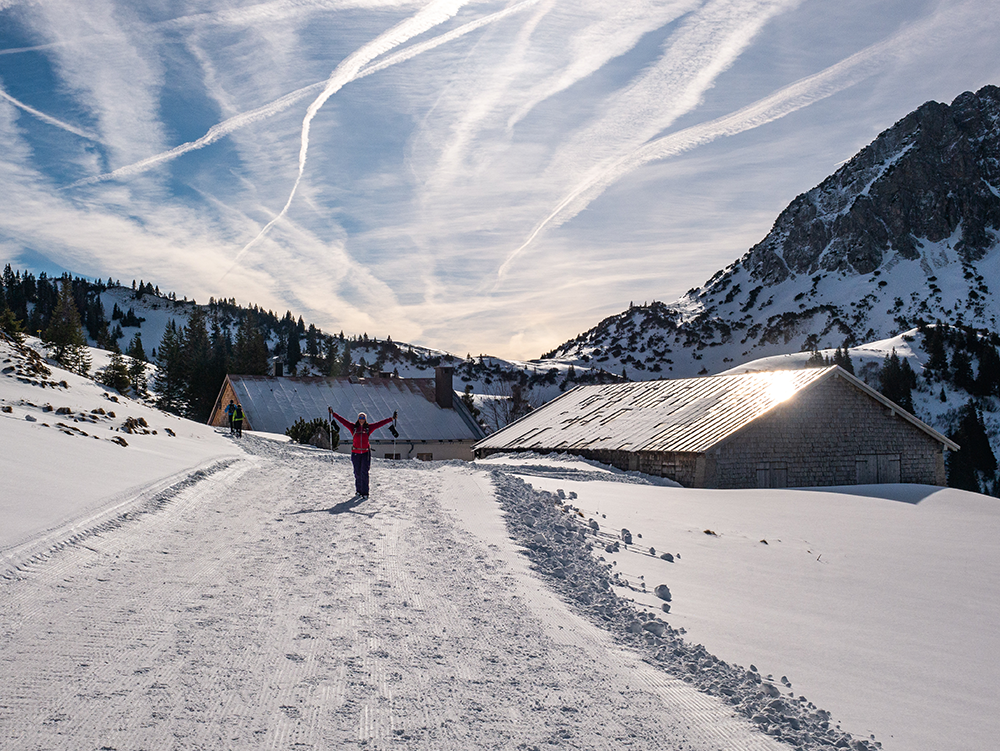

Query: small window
[
  {"left": 384, "top": 453, "right": 401, "bottom": 460},
  {"left": 417, "top": 453, "right": 433, "bottom": 462}
]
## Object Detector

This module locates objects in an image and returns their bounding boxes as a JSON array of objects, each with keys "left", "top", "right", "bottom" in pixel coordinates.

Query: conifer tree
[
  {"left": 232, "top": 317, "right": 269, "bottom": 375},
  {"left": 43, "top": 278, "right": 91, "bottom": 375},
  {"left": 85, "top": 295, "right": 110, "bottom": 346},
  {"left": 306, "top": 323, "right": 319, "bottom": 359},
  {"left": 126, "top": 333, "right": 147, "bottom": 362},
  {"left": 340, "top": 342, "right": 353, "bottom": 377},
  {"left": 100, "top": 351, "right": 132, "bottom": 393},
  {"left": 0, "top": 306, "right": 25, "bottom": 344},
  {"left": 128, "top": 356, "right": 148, "bottom": 397},
  {"left": 923, "top": 325, "right": 949, "bottom": 378},
  {"left": 947, "top": 402, "right": 997, "bottom": 493},
  {"left": 878, "top": 349, "right": 915, "bottom": 412},
  {"left": 461, "top": 384, "right": 483, "bottom": 424},
  {"left": 154, "top": 320, "right": 187, "bottom": 413},
  {"left": 326, "top": 338, "right": 341, "bottom": 376},
  {"left": 208, "top": 321, "right": 232, "bottom": 402},
  {"left": 286, "top": 325, "right": 302, "bottom": 374},
  {"left": 832, "top": 346, "right": 855, "bottom": 374},
  {"left": 973, "top": 343, "right": 1000, "bottom": 397},
  {"left": 806, "top": 348, "right": 825, "bottom": 368},
  {"left": 951, "top": 349, "right": 975, "bottom": 392},
  {"left": 3, "top": 265, "right": 27, "bottom": 322},
  {"left": 182, "top": 308, "right": 215, "bottom": 421}
]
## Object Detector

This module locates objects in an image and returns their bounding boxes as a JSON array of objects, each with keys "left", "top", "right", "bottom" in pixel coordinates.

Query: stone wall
[
  {"left": 630, "top": 451, "right": 702, "bottom": 487},
  {"left": 709, "top": 373, "right": 946, "bottom": 488},
  {"left": 370, "top": 440, "right": 476, "bottom": 461}
]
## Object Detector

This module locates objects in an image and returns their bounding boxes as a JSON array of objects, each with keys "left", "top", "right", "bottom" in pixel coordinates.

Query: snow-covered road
[{"left": 1, "top": 435, "right": 784, "bottom": 750}]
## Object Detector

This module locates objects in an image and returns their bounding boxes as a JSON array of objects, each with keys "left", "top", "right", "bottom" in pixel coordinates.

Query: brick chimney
[{"left": 435, "top": 366, "right": 454, "bottom": 409}]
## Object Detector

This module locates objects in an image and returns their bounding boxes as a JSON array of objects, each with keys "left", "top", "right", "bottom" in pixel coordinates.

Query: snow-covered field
[
  {"left": 483, "top": 455, "right": 1000, "bottom": 751},
  {"left": 3, "top": 334, "right": 998, "bottom": 750}
]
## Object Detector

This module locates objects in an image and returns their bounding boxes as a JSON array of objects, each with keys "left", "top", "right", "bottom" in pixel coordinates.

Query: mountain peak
[{"left": 746, "top": 85, "right": 1000, "bottom": 285}]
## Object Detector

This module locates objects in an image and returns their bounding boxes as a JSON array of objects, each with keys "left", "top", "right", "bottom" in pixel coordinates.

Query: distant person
[
  {"left": 232, "top": 403, "right": 244, "bottom": 438},
  {"left": 329, "top": 408, "right": 397, "bottom": 498},
  {"left": 224, "top": 399, "right": 236, "bottom": 433}
]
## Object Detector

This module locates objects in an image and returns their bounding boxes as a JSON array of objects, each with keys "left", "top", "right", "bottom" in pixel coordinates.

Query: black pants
[{"left": 351, "top": 451, "right": 371, "bottom": 495}]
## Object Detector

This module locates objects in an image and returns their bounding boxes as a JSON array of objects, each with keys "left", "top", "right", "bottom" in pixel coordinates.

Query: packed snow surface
[
  {"left": 2, "top": 343, "right": 998, "bottom": 749},
  {"left": 495, "top": 459, "right": 1000, "bottom": 751}
]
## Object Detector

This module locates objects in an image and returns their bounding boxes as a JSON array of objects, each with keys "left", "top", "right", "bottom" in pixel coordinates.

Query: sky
[{"left": 1, "top": 0, "right": 999, "bottom": 359}]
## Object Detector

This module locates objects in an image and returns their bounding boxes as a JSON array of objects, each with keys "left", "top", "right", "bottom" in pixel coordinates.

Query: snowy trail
[{"left": 0, "top": 435, "right": 782, "bottom": 749}]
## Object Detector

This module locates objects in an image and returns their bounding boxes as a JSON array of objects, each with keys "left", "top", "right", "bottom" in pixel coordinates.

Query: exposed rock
[{"left": 748, "top": 86, "right": 1000, "bottom": 279}]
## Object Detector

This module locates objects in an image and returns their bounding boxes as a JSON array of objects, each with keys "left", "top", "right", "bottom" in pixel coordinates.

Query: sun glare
[{"left": 766, "top": 371, "right": 797, "bottom": 404}]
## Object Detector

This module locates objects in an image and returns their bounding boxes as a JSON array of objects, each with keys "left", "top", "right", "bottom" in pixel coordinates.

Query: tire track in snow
[
  {"left": 1, "top": 435, "right": 791, "bottom": 749},
  {"left": 1, "top": 459, "right": 246, "bottom": 747}
]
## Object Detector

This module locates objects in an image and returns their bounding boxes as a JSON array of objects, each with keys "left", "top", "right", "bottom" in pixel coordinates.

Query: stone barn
[
  {"left": 474, "top": 366, "right": 957, "bottom": 488},
  {"left": 209, "top": 367, "right": 486, "bottom": 461}
]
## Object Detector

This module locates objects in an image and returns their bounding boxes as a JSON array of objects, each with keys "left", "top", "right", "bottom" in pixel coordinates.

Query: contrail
[
  {"left": 68, "top": 0, "right": 536, "bottom": 191},
  {"left": 538, "top": 0, "right": 802, "bottom": 195},
  {"left": 67, "top": 81, "right": 325, "bottom": 188},
  {"left": 0, "top": 1, "right": 390, "bottom": 56},
  {"left": 494, "top": 20, "right": 921, "bottom": 285},
  {"left": 0, "top": 86, "right": 99, "bottom": 141},
  {"left": 0, "top": 40, "right": 71, "bottom": 56},
  {"left": 357, "top": 0, "right": 540, "bottom": 80},
  {"left": 224, "top": 0, "right": 509, "bottom": 274}
]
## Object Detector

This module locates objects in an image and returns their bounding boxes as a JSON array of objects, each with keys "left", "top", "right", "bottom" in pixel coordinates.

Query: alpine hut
[
  {"left": 210, "top": 367, "right": 486, "bottom": 460},
  {"left": 474, "top": 366, "right": 958, "bottom": 488}
]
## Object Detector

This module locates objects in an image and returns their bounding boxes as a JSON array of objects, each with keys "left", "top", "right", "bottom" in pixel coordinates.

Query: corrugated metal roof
[
  {"left": 228, "top": 375, "right": 484, "bottom": 442},
  {"left": 475, "top": 366, "right": 957, "bottom": 454}
]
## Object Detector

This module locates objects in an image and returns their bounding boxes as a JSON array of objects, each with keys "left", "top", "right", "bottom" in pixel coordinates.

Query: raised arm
[
  {"left": 329, "top": 410, "right": 355, "bottom": 432},
  {"left": 368, "top": 412, "right": 397, "bottom": 432}
]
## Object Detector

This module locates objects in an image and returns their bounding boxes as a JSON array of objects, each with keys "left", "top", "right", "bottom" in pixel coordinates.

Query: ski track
[{"left": 0, "top": 435, "right": 783, "bottom": 749}]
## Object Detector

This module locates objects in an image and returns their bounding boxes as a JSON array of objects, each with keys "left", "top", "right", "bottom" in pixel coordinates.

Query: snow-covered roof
[
  {"left": 475, "top": 366, "right": 957, "bottom": 455},
  {"left": 225, "top": 375, "right": 485, "bottom": 442}
]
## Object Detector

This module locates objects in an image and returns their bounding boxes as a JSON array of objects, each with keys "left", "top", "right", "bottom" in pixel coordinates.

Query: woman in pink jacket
[{"left": 329, "top": 409, "right": 396, "bottom": 498}]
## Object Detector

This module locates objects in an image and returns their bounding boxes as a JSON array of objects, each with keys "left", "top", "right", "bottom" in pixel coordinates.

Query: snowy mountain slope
[
  {"left": 0, "top": 332, "right": 238, "bottom": 558},
  {"left": 93, "top": 285, "right": 196, "bottom": 356},
  {"left": 546, "top": 85, "right": 1000, "bottom": 380}
]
